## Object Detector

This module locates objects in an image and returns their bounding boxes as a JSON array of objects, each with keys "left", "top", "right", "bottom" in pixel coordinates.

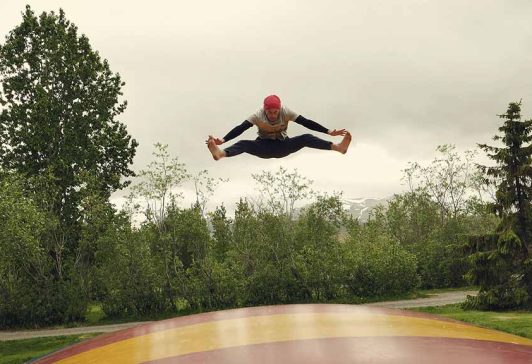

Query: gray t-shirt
[{"left": 247, "top": 106, "right": 299, "bottom": 140}]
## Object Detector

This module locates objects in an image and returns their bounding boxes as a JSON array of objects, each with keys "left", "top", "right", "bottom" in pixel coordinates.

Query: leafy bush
[{"left": 344, "top": 230, "right": 419, "bottom": 297}]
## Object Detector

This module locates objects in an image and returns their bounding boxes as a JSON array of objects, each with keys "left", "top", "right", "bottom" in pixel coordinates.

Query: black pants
[{"left": 224, "top": 134, "right": 332, "bottom": 159}]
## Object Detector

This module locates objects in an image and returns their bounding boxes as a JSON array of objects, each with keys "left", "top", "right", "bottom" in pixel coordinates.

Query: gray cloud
[{"left": 2, "top": 0, "right": 532, "bottom": 209}]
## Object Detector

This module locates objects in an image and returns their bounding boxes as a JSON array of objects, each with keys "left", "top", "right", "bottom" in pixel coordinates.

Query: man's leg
[
  {"left": 208, "top": 133, "right": 352, "bottom": 160},
  {"left": 208, "top": 138, "right": 285, "bottom": 160},
  {"left": 241, "top": 138, "right": 287, "bottom": 159},
  {"left": 284, "top": 133, "right": 352, "bottom": 156},
  {"left": 224, "top": 140, "right": 259, "bottom": 158},
  {"left": 284, "top": 134, "right": 332, "bottom": 155}
]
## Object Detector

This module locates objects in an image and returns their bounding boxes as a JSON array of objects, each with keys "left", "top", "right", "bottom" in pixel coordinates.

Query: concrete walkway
[
  {"left": 0, "top": 290, "right": 477, "bottom": 341},
  {"left": 363, "top": 290, "right": 478, "bottom": 309},
  {"left": 0, "top": 321, "right": 154, "bottom": 341}
]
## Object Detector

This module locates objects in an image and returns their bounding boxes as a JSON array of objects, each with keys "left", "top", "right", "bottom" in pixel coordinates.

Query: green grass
[
  {"left": 0, "top": 333, "right": 100, "bottom": 364},
  {"left": 412, "top": 304, "right": 532, "bottom": 339}
]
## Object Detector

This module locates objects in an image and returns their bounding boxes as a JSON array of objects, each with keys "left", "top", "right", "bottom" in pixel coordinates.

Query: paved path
[
  {"left": 0, "top": 321, "right": 154, "bottom": 341},
  {"left": 0, "top": 290, "right": 477, "bottom": 341},
  {"left": 363, "top": 290, "right": 478, "bottom": 309}
]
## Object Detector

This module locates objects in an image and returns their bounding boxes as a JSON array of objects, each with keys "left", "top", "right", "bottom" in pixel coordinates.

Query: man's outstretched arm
[
  {"left": 213, "top": 120, "right": 253, "bottom": 144},
  {"left": 208, "top": 119, "right": 286, "bottom": 145},
  {"left": 293, "top": 115, "right": 347, "bottom": 136}
]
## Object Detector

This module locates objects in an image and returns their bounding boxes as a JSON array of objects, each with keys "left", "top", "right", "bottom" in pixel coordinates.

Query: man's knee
[{"left": 294, "top": 134, "right": 318, "bottom": 144}]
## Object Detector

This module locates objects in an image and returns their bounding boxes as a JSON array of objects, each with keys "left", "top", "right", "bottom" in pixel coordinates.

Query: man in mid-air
[{"left": 206, "top": 95, "right": 352, "bottom": 160}]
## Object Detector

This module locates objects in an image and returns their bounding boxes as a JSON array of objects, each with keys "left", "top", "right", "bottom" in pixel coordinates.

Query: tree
[
  {"left": 209, "top": 205, "right": 233, "bottom": 261},
  {"left": 126, "top": 143, "right": 192, "bottom": 310},
  {"left": 0, "top": 174, "right": 48, "bottom": 327},
  {"left": 379, "top": 191, "right": 441, "bottom": 247},
  {"left": 403, "top": 145, "right": 483, "bottom": 221},
  {"left": 293, "top": 195, "right": 348, "bottom": 301},
  {"left": 371, "top": 191, "right": 452, "bottom": 288},
  {"left": 464, "top": 101, "right": 532, "bottom": 309},
  {"left": 127, "top": 143, "right": 188, "bottom": 228},
  {"left": 252, "top": 167, "right": 314, "bottom": 219},
  {"left": 97, "top": 225, "right": 165, "bottom": 318},
  {"left": 191, "top": 169, "right": 227, "bottom": 217},
  {"left": 0, "top": 6, "right": 138, "bottom": 252}
]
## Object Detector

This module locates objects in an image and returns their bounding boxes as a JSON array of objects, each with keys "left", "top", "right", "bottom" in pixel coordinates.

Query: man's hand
[
  {"left": 328, "top": 129, "right": 347, "bottom": 136},
  {"left": 205, "top": 135, "right": 224, "bottom": 145}
]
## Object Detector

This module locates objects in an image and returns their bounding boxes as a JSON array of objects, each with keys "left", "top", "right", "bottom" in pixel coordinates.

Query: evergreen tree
[{"left": 465, "top": 101, "right": 532, "bottom": 309}]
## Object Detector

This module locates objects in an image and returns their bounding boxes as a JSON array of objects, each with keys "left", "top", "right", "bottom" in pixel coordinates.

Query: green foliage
[
  {"left": 382, "top": 146, "right": 504, "bottom": 290},
  {"left": 163, "top": 206, "right": 210, "bottom": 270},
  {"left": 97, "top": 204, "right": 214, "bottom": 318},
  {"left": 230, "top": 202, "right": 307, "bottom": 305},
  {"left": 2, "top": 123, "right": 504, "bottom": 327},
  {"left": 209, "top": 205, "right": 233, "bottom": 261},
  {"left": 345, "top": 219, "right": 419, "bottom": 297},
  {"left": 396, "top": 147, "right": 500, "bottom": 289},
  {"left": 0, "top": 175, "right": 46, "bottom": 281},
  {"left": 167, "top": 194, "right": 421, "bottom": 310},
  {"left": 0, "top": 6, "right": 137, "bottom": 327},
  {"left": 127, "top": 143, "right": 189, "bottom": 226},
  {"left": 252, "top": 166, "right": 314, "bottom": 218},
  {"left": 192, "top": 169, "right": 227, "bottom": 216},
  {"left": 465, "top": 101, "right": 532, "bottom": 310},
  {"left": 0, "top": 169, "right": 432, "bottom": 327},
  {"left": 182, "top": 256, "right": 242, "bottom": 311},
  {"left": 368, "top": 191, "right": 494, "bottom": 289},
  {"left": 0, "top": 174, "right": 47, "bottom": 328},
  {"left": 403, "top": 145, "right": 484, "bottom": 220},
  {"left": 464, "top": 234, "right": 529, "bottom": 310},
  {"left": 413, "top": 238, "right": 463, "bottom": 288},
  {"left": 292, "top": 195, "right": 347, "bottom": 301},
  {"left": 0, "top": 174, "right": 90, "bottom": 328},
  {"left": 124, "top": 144, "right": 194, "bottom": 313},
  {"left": 381, "top": 191, "right": 440, "bottom": 246},
  {"left": 0, "top": 6, "right": 137, "bottom": 229},
  {"left": 97, "top": 227, "right": 166, "bottom": 318}
]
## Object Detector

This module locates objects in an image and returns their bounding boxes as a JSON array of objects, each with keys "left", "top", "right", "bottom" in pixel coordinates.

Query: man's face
[{"left": 265, "top": 108, "right": 280, "bottom": 122}]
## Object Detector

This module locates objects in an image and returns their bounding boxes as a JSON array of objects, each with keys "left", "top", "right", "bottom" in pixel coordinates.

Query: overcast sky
[{"left": 2, "top": 0, "right": 532, "bottom": 212}]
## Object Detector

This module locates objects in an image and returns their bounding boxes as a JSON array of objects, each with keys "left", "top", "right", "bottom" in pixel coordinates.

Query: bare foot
[
  {"left": 332, "top": 132, "right": 352, "bottom": 154},
  {"left": 207, "top": 138, "right": 226, "bottom": 160}
]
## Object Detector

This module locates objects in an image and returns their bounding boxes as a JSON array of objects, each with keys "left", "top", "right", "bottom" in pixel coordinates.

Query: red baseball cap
[{"left": 264, "top": 95, "right": 281, "bottom": 109}]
